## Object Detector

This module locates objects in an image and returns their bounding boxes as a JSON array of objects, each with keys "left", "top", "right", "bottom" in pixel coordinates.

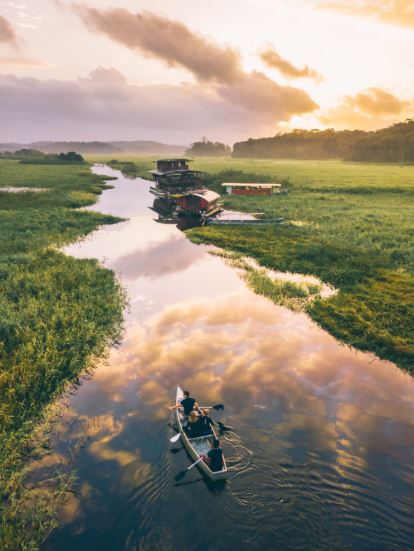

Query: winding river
[{"left": 43, "top": 165, "right": 414, "bottom": 551}]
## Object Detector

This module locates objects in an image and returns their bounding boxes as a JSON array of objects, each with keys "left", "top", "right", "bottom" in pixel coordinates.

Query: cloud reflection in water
[{"left": 45, "top": 286, "right": 414, "bottom": 550}]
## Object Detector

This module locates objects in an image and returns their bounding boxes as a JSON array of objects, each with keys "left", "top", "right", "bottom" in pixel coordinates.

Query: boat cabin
[
  {"left": 222, "top": 182, "right": 282, "bottom": 196},
  {"left": 149, "top": 158, "right": 204, "bottom": 195},
  {"left": 176, "top": 189, "right": 222, "bottom": 217},
  {"left": 155, "top": 158, "right": 190, "bottom": 172}
]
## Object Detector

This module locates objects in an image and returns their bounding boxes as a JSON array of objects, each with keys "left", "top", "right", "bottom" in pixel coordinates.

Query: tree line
[
  {"left": 0, "top": 149, "right": 84, "bottom": 163},
  {"left": 232, "top": 120, "right": 414, "bottom": 162},
  {"left": 186, "top": 138, "right": 231, "bottom": 157}
]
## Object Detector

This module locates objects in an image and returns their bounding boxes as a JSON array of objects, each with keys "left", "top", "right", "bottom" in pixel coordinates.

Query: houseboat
[
  {"left": 149, "top": 159, "right": 204, "bottom": 197},
  {"left": 175, "top": 189, "right": 222, "bottom": 220}
]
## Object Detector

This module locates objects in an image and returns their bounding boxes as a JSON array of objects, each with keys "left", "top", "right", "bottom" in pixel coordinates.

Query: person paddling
[
  {"left": 170, "top": 390, "right": 196, "bottom": 416},
  {"left": 185, "top": 410, "right": 202, "bottom": 438},
  {"left": 204, "top": 439, "right": 224, "bottom": 472},
  {"left": 199, "top": 408, "right": 215, "bottom": 436}
]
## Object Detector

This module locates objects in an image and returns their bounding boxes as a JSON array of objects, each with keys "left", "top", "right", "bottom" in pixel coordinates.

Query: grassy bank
[
  {"left": 94, "top": 156, "right": 414, "bottom": 370},
  {"left": 0, "top": 161, "right": 125, "bottom": 549}
]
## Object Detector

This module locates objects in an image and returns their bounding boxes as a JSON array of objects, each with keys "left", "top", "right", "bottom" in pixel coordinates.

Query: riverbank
[
  {"left": 96, "top": 156, "right": 414, "bottom": 370},
  {"left": 0, "top": 161, "right": 125, "bottom": 549}
]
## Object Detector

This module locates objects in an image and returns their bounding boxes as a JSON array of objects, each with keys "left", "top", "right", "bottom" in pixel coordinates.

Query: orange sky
[{"left": 0, "top": 0, "right": 413, "bottom": 143}]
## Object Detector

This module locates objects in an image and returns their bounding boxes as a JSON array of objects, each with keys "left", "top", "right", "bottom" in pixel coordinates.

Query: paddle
[
  {"left": 215, "top": 420, "right": 233, "bottom": 433},
  {"left": 208, "top": 404, "right": 224, "bottom": 412},
  {"left": 170, "top": 433, "right": 181, "bottom": 443},
  {"left": 174, "top": 456, "right": 205, "bottom": 482},
  {"left": 170, "top": 403, "right": 225, "bottom": 411},
  {"left": 188, "top": 456, "right": 204, "bottom": 470}
]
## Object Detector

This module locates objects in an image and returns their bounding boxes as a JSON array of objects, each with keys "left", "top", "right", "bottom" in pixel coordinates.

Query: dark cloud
[
  {"left": 0, "top": 15, "right": 17, "bottom": 46},
  {"left": 0, "top": 67, "right": 317, "bottom": 142},
  {"left": 261, "top": 48, "right": 322, "bottom": 81},
  {"left": 73, "top": 6, "right": 242, "bottom": 83}
]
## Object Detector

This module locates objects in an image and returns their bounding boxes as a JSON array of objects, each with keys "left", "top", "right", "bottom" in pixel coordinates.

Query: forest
[
  {"left": 0, "top": 149, "right": 84, "bottom": 163},
  {"left": 186, "top": 138, "right": 231, "bottom": 157},
  {"left": 233, "top": 120, "right": 414, "bottom": 162}
]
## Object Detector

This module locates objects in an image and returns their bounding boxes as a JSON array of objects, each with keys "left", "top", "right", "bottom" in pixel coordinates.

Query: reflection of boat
[
  {"left": 174, "top": 386, "right": 228, "bottom": 481},
  {"left": 151, "top": 197, "right": 177, "bottom": 216},
  {"left": 150, "top": 198, "right": 203, "bottom": 230}
]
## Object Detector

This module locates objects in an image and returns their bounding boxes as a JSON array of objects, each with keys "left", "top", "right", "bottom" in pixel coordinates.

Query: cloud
[
  {"left": 73, "top": 6, "right": 241, "bottom": 83},
  {"left": 219, "top": 70, "right": 318, "bottom": 119},
  {"left": 318, "top": 0, "right": 414, "bottom": 29},
  {"left": 89, "top": 290, "right": 414, "bottom": 455},
  {"left": 0, "top": 67, "right": 317, "bottom": 142},
  {"left": 0, "top": 15, "right": 17, "bottom": 46},
  {"left": 318, "top": 87, "right": 413, "bottom": 130},
  {"left": 113, "top": 235, "right": 205, "bottom": 280},
  {"left": 261, "top": 48, "right": 322, "bottom": 81},
  {"left": 70, "top": 7, "right": 317, "bottom": 131},
  {"left": 0, "top": 56, "right": 47, "bottom": 68},
  {"left": 349, "top": 87, "right": 410, "bottom": 115}
]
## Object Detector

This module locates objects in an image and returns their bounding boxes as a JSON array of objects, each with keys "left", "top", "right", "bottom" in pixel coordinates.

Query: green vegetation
[
  {"left": 107, "top": 159, "right": 141, "bottom": 178},
  {"left": 233, "top": 120, "right": 414, "bottom": 162},
  {"left": 0, "top": 160, "right": 125, "bottom": 549},
  {"left": 185, "top": 138, "right": 231, "bottom": 157},
  {"left": 0, "top": 149, "right": 84, "bottom": 164},
  {"left": 210, "top": 249, "right": 323, "bottom": 311},
  {"left": 186, "top": 159, "right": 414, "bottom": 369},
  {"left": 93, "top": 155, "right": 414, "bottom": 369}
]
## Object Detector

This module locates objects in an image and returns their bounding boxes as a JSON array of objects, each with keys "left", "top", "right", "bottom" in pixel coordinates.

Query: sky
[{"left": 0, "top": 0, "right": 413, "bottom": 144}]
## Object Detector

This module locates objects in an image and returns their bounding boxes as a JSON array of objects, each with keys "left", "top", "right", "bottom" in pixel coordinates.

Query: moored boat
[{"left": 174, "top": 386, "right": 228, "bottom": 480}]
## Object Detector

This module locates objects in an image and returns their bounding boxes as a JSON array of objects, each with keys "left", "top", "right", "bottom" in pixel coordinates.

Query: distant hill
[
  {"left": 233, "top": 120, "right": 414, "bottom": 162},
  {"left": 108, "top": 141, "right": 185, "bottom": 155},
  {"left": 0, "top": 140, "right": 185, "bottom": 155}
]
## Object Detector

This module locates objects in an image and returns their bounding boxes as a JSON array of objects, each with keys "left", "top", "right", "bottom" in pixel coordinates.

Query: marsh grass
[
  {"left": 209, "top": 248, "right": 324, "bottom": 310},
  {"left": 243, "top": 269, "right": 321, "bottom": 311},
  {"left": 175, "top": 158, "right": 414, "bottom": 370},
  {"left": 91, "top": 155, "right": 414, "bottom": 365},
  {"left": 0, "top": 160, "right": 126, "bottom": 549}
]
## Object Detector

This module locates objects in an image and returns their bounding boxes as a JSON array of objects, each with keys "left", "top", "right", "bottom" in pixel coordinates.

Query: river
[{"left": 43, "top": 165, "right": 414, "bottom": 551}]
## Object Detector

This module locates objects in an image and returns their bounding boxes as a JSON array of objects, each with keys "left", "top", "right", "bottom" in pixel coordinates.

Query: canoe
[{"left": 174, "top": 386, "right": 228, "bottom": 480}]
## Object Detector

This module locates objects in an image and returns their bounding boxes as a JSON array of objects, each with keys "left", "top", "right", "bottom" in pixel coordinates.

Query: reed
[{"left": 0, "top": 160, "right": 126, "bottom": 549}]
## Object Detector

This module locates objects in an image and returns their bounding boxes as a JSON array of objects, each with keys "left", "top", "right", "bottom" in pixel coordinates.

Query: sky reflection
[{"left": 46, "top": 167, "right": 414, "bottom": 550}]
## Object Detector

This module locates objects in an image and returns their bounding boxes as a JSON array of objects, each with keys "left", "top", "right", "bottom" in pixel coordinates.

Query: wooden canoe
[{"left": 174, "top": 386, "right": 228, "bottom": 481}]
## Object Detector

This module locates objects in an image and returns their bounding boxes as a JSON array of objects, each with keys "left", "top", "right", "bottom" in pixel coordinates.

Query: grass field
[
  {"left": 94, "top": 156, "right": 414, "bottom": 370},
  {"left": 0, "top": 160, "right": 125, "bottom": 549}
]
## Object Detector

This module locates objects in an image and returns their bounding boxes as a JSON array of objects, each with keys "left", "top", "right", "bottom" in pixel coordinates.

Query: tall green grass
[
  {"left": 0, "top": 160, "right": 125, "bottom": 549},
  {"left": 91, "top": 156, "right": 414, "bottom": 368},
  {"left": 183, "top": 160, "right": 414, "bottom": 369},
  {"left": 92, "top": 155, "right": 414, "bottom": 367}
]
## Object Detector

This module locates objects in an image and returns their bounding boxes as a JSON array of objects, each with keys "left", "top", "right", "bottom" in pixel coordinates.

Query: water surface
[{"left": 44, "top": 166, "right": 414, "bottom": 551}]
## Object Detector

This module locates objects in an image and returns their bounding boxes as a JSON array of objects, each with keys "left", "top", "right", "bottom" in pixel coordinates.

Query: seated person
[
  {"left": 185, "top": 411, "right": 202, "bottom": 438},
  {"left": 199, "top": 408, "right": 215, "bottom": 436},
  {"left": 205, "top": 439, "right": 224, "bottom": 472},
  {"left": 170, "top": 390, "right": 196, "bottom": 416},
  {"left": 180, "top": 390, "right": 196, "bottom": 415}
]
